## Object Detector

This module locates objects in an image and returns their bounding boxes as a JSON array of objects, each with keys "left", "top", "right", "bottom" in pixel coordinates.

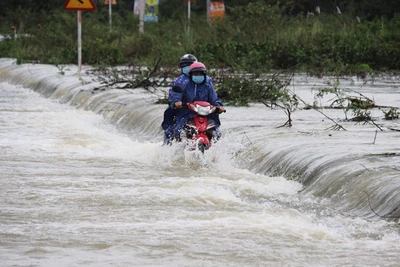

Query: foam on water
[{"left": 0, "top": 59, "right": 399, "bottom": 266}]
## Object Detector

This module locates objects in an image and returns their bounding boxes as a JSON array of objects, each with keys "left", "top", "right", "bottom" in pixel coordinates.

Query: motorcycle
[
  {"left": 182, "top": 101, "right": 221, "bottom": 153},
  {"left": 169, "top": 85, "right": 226, "bottom": 153}
]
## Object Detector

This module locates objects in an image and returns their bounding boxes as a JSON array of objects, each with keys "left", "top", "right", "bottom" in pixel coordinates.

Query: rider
[
  {"left": 162, "top": 54, "right": 197, "bottom": 145},
  {"left": 169, "top": 62, "right": 226, "bottom": 142}
]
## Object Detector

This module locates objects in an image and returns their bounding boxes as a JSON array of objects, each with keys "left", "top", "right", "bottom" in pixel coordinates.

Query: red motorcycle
[
  {"left": 183, "top": 101, "right": 223, "bottom": 153},
  {"left": 170, "top": 85, "right": 225, "bottom": 153}
]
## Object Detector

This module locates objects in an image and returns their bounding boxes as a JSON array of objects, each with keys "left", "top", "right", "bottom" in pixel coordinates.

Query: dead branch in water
[{"left": 89, "top": 57, "right": 176, "bottom": 94}]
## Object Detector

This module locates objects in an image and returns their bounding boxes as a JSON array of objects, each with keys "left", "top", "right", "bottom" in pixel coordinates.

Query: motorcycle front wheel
[{"left": 198, "top": 143, "right": 206, "bottom": 154}]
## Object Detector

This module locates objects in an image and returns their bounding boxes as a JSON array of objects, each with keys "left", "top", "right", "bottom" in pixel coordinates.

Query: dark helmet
[
  {"left": 189, "top": 62, "right": 207, "bottom": 75},
  {"left": 179, "top": 54, "right": 197, "bottom": 68}
]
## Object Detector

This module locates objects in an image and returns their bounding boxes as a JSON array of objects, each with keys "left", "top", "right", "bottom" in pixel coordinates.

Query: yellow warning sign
[{"left": 64, "top": 0, "right": 96, "bottom": 11}]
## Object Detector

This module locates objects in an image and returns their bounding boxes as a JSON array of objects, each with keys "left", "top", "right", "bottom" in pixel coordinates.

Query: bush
[{"left": 1, "top": 3, "right": 400, "bottom": 74}]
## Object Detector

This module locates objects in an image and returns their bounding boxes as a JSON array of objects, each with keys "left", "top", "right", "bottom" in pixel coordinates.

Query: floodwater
[{"left": 0, "top": 59, "right": 399, "bottom": 266}]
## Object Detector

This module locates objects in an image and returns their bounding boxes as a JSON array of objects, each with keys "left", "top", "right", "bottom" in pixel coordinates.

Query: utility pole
[
  {"left": 78, "top": 11, "right": 82, "bottom": 76},
  {"left": 187, "top": 0, "right": 191, "bottom": 35},
  {"left": 139, "top": 0, "right": 144, "bottom": 33},
  {"left": 109, "top": 0, "right": 112, "bottom": 31}
]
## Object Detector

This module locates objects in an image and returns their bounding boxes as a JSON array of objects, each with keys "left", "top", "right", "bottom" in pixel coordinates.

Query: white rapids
[{"left": 0, "top": 59, "right": 399, "bottom": 266}]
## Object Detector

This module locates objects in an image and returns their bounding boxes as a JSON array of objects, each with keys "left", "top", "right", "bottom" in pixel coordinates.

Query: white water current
[{"left": 0, "top": 59, "right": 399, "bottom": 266}]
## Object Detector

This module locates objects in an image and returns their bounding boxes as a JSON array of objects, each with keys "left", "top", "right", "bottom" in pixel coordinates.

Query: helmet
[
  {"left": 179, "top": 54, "right": 197, "bottom": 68},
  {"left": 189, "top": 62, "right": 207, "bottom": 75}
]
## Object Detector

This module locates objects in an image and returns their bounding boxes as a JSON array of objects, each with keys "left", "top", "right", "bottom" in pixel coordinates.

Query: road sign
[
  {"left": 64, "top": 0, "right": 96, "bottom": 11},
  {"left": 63, "top": 0, "right": 96, "bottom": 76},
  {"left": 104, "top": 0, "right": 117, "bottom": 4}
]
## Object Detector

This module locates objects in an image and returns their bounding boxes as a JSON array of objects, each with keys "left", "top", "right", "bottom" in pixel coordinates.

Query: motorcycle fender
[
  {"left": 194, "top": 117, "right": 208, "bottom": 132},
  {"left": 195, "top": 133, "right": 210, "bottom": 147}
]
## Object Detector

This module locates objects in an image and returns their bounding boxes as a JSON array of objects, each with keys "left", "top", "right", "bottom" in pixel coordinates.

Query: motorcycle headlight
[{"left": 197, "top": 105, "right": 211, "bottom": 116}]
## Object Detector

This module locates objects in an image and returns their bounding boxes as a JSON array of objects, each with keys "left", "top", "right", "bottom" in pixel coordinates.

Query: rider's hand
[
  {"left": 174, "top": 101, "right": 183, "bottom": 108},
  {"left": 217, "top": 106, "right": 226, "bottom": 113}
]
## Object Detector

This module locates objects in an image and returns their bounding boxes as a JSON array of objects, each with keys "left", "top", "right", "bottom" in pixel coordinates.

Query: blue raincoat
[
  {"left": 161, "top": 74, "right": 191, "bottom": 141},
  {"left": 169, "top": 76, "right": 223, "bottom": 139}
]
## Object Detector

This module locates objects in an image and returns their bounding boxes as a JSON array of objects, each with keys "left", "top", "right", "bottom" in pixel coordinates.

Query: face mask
[
  {"left": 192, "top": 75, "right": 205, "bottom": 84},
  {"left": 182, "top": 66, "right": 190, "bottom": 76}
]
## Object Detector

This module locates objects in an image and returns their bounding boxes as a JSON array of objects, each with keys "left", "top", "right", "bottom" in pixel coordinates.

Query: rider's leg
[
  {"left": 209, "top": 114, "right": 222, "bottom": 140},
  {"left": 162, "top": 108, "right": 175, "bottom": 145},
  {"left": 209, "top": 113, "right": 221, "bottom": 126},
  {"left": 215, "top": 126, "right": 222, "bottom": 139},
  {"left": 174, "top": 112, "right": 193, "bottom": 141},
  {"left": 173, "top": 116, "right": 186, "bottom": 142},
  {"left": 161, "top": 107, "right": 175, "bottom": 130},
  {"left": 163, "top": 127, "right": 173, "bottom": 145}
]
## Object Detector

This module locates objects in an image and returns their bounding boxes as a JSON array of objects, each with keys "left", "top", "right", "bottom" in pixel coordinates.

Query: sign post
[
  {"left": 109, "top": 0, "right": 112, "bottom": 31},
  {"left": 207, "top": 0, "right": 210, "bottom": 23},
  {"left": 139, "top": 0, "right": 144, "bottom": 33},
  {"left": 187, "top": 0, "right": 191, "bottom": 35},
  {"left": 78, "top": 10, "right": 82, "bottom": 75},
  {"left": 182, "top": 0, "right": 193, "bottom": 33},
  {"left": 104, "top": 0, "right": 117, "bottom": 32},
  {"left": 64, "top": 0, "right": 96, "bottom": 76}
]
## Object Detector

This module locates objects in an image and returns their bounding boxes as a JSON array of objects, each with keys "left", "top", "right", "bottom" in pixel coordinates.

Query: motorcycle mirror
[{"left": 172, "top": 86, "right": 183, "bottom": 93}]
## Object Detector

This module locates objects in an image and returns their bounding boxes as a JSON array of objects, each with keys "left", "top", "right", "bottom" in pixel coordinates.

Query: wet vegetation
[{"left": 1, "top": 0, "right": 400, "bottom": 125}]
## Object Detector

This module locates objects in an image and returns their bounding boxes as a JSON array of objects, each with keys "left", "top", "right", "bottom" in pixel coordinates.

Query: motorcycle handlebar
[
  {"left": 175, "top": 103, "right": 226, "bottom": 112},
  {"left": 216, "top": 107, "right": 227, "bottom": 113},
  {"left": 175, "top": 102, "right": 226, "bottom": 113}
]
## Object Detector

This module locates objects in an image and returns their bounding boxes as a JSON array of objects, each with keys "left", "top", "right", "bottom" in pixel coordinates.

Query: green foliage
[
  {"left": 314, "top": 78, "right": 382, "bottom": 123},
  {"left": 383, "top": 108, "right": 400, "bottom": 120},
  {"left": 343, "top": 64, "right": 373, "bottom": 78},
  {"left": 1, "top": 2, "right": 400, "bottom": 74},
  {"left": 315, "top": 79, "right": 350, "bottom": 119},
  {"left": 216, "top": 74, "right": 294, "bottom": 108},
  {"left": 351, "top": 108, "right": 372, "bottom": 122}
]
